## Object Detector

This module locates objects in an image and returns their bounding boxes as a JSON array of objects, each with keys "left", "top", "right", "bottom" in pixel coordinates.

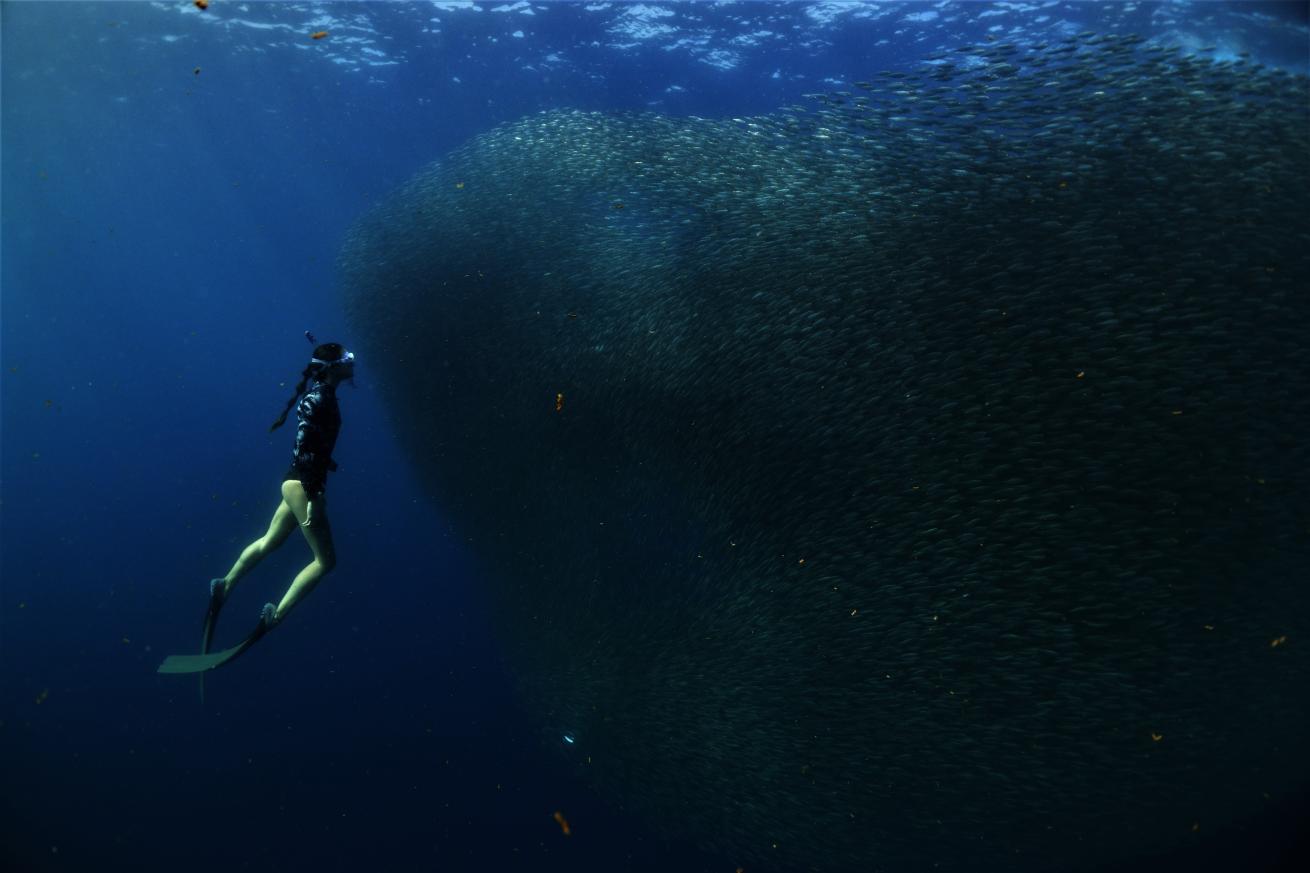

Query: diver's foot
[
  {"left": 202, "top": 578, "right": 230, "bottom": 657},
  {"left": 259, "top": 602, "right": 281, "bottom": 630},
  {"left": 209, "top": 578, "right": 228, "bottom": 605}
]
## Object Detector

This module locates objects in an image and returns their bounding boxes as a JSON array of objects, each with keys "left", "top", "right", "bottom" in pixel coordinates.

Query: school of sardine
[{"left": 340, "top": 33, "right": 1309, "bottom": 873}]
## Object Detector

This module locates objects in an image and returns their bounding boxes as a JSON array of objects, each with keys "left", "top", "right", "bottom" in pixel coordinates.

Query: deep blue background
[{"left": 3, "top": 3, "right": 1307, "bottom": 872}]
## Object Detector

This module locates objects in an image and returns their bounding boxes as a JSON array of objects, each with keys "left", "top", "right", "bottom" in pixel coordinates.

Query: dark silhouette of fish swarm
[{"left": 340, "top": 33, "right": 1309, "bottom": 873}]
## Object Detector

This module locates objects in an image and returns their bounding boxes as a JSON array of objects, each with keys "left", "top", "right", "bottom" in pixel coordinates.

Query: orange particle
[
  {"left": 194, "top": 0, "right": 208, "bottom": 10},
  {"left": 311, "top": 30, "right": 329, "bottom": 40},
  {"left": 1271, "top": 635, "right": 1287, "bottom": 648},
  {"left": 552, "top": 810, "right": 571, "bottom": 836},
  {"left": 555, "top": 393, "right": 564, "bottom": 412}
]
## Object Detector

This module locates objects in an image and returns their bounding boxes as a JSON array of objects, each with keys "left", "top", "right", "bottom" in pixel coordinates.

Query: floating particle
[
  {"left": 194, "top": 0, "right": 208, "bottom": 10},
  {"left": 556, "top": 393, "right": 564, "bottom": 412},
  {"left": 1271, "top": 635, "right": 1287, "bottom": 648},
  {"left": 311, "top": 31, "right": 328, "bottom": 40},
  {"left": 193, "top": 67, "right": 201, "bottom": 76},
  {"left": 552, "top": 810, "right": 572, "bottom": 836}
]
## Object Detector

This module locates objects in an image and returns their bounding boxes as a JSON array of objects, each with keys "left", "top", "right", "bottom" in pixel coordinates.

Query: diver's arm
[{"left": 301, "top": 499, "right": 315, "bottom": 528}]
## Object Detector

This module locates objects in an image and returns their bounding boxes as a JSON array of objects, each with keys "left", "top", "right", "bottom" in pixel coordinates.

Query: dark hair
[{"left": 269, "top": 342, "right": 346, "bottom": 432}]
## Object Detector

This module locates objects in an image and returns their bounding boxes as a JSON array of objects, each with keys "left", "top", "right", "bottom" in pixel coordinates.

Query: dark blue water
[{"left": 3, "top": 3, "right": 1307, "bottom": 872}]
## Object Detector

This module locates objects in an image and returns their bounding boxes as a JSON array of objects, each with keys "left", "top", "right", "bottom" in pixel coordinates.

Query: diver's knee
[
  {"left": 259, "top": 528, "right": 291, "bottom": 554},
  {"left": 317, "top": 555, "right": 336, "bottom": 575}
]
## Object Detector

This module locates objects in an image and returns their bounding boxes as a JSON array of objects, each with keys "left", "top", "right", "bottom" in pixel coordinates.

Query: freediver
[{"left": 157, "top": 338, "right": 355, "bottom": 677}]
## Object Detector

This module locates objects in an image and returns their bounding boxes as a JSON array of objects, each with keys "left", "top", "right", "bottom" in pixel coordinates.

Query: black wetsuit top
[{"left": 284, "top": 378, "right": 340, "bottom": 498}]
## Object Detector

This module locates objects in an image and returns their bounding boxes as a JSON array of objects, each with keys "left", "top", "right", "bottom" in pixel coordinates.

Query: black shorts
[{"left": 283, "top": 465, "right": 326, "bottom": 499}]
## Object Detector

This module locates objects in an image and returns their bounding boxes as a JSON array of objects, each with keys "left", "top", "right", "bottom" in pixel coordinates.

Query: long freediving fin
[
  {"left": 160, "top": 604, "right": 276, "bottom": 675},
  {"left": 202, "top": 579, "right": 227, "bottom": 654},
  {"left": 198, "top": 579, "right": 228, "bottom": 701}
]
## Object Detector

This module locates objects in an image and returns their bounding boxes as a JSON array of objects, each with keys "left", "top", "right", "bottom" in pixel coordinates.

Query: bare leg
[
  {"left": 275, "top": 480, "right": 336, "bottom": 622},
  {"left": 221, "top": 500, "right": 298, "bottom": 595}
]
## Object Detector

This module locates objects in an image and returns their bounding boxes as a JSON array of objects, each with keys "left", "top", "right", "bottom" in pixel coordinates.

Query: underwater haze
[{"left": 3, "top": 3, "right": 1309, "bottom": 873}]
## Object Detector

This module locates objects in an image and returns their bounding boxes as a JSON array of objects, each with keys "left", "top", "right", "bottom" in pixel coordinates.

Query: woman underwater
[{"left": 158, "top": 340, "right": 355, "bottom": 676}]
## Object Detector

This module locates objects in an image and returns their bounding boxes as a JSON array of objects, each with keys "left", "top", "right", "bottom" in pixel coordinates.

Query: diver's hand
[{"left": 301, "top": 499, "right": 314, "bottom": 528}]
